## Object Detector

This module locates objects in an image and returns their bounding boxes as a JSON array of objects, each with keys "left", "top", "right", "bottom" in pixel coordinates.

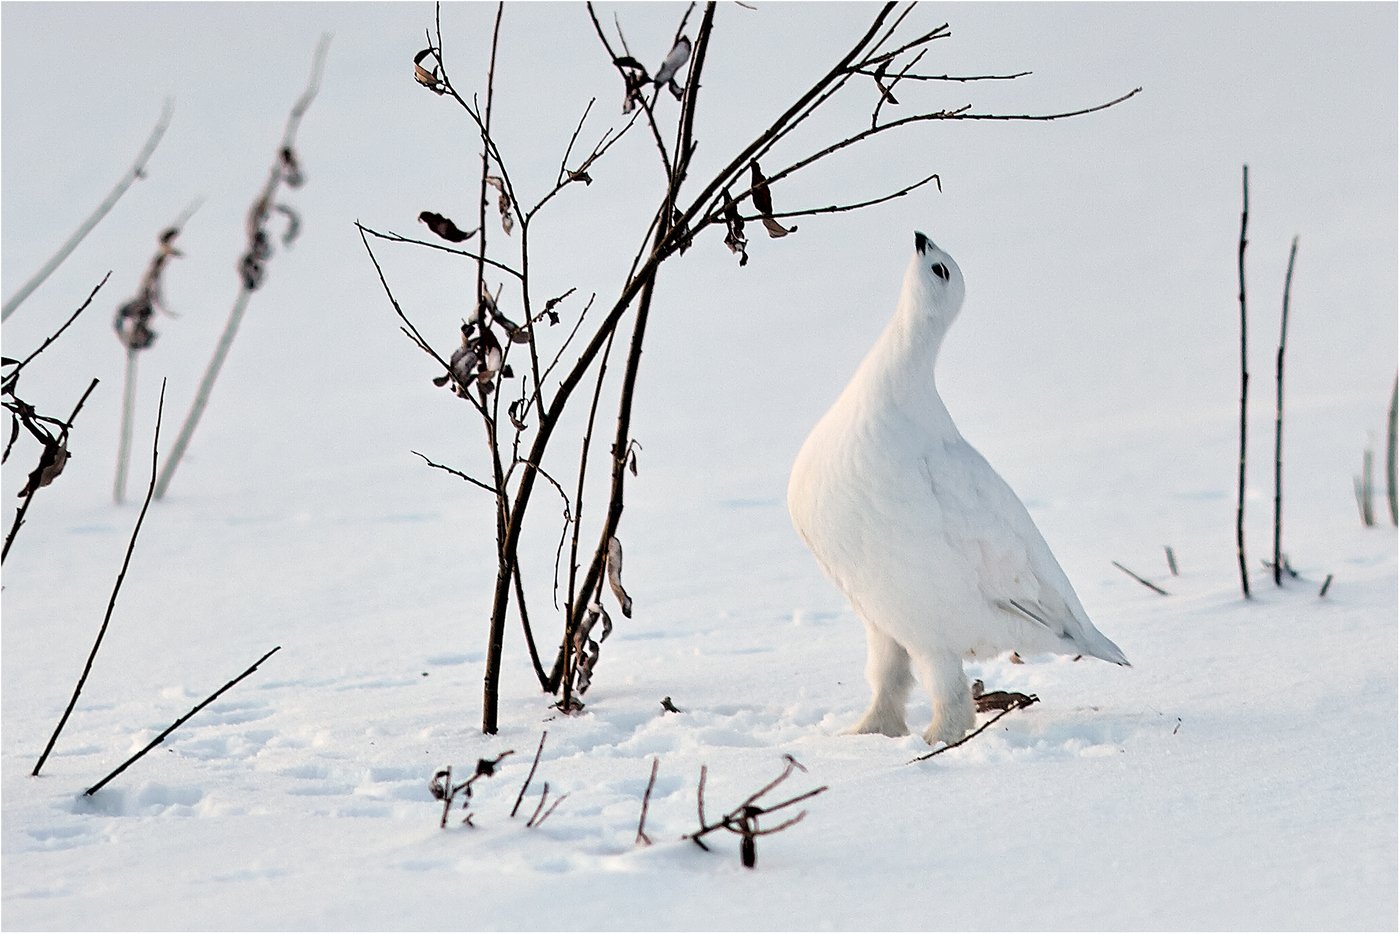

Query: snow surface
[{"left": 2, "top": 2, "right": 1396, "bottom": 930}]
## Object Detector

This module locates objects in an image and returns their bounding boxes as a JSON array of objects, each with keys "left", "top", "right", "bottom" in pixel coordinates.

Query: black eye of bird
[{"left": 931, "top": 262, "right": 949, "bottom": 281}]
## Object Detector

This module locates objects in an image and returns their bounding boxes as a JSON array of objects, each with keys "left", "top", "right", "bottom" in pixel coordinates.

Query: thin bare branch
[
  {"left": 35, "top": 381, "right": 166, "bottom": 776},
  {"left": 2, "top": 102, "right": 172, "bottom": 322},
  {"left": 86, "top": 645, "right": 280, "bottom": 796}
]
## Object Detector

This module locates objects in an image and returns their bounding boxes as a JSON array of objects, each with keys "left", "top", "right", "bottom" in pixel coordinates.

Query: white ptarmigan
[{"left": 787, "top": 231, "right": 1129, "bottom": 746}]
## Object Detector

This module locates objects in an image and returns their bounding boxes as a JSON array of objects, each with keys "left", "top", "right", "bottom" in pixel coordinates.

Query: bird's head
[{"left": 903, "top": 231, "right": 966, "bottom": 329}]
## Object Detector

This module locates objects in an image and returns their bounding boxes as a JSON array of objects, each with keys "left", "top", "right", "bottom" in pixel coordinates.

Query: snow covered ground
[{"left": 3, "top": 3, "right": 1396, "bottom": 930}]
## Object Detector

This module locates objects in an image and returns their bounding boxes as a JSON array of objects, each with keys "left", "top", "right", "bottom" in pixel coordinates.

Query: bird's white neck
[{"left": 841, "top": 293, "right": 957, "bottom": 435}]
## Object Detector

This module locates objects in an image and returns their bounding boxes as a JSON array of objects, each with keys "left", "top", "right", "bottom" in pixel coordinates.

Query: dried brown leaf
[
  {"left": 19, "top": 439, "right": 69, "bottom": 497},
  {"left": 418, "top": 211, "right": 477, "bottom": 243},
  {"left": 750, "top": 163, "right": 797, "bottom": 239},
  {"left": 484, "top": 176, "right": 514, "bottom": 236},
  {"left": 413, "top": 47, "right": 446, "bottom": 95},
  {"left": 606, "top": 535, "right": 633, "bottom": 618}
]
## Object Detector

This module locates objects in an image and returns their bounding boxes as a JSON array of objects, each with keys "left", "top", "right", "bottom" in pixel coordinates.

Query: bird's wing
[{"left": 923, "top": 444, "right": 1090, "bottom": 643}]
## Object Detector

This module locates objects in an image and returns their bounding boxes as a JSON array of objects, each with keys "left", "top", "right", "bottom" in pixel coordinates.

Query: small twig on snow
[
  {"left": 909, "top": 695, "right": 1039, "bottom": 763},
  {"left": 511, "top": 730, "right": 547, "bottom": 818},
  {"left": 1111, "top": 560, "right": 1169, "bottom": 596},
  {"left": 635, "top": 756, "right": 659, "bottom": 845},
  {"left": 86, "top": 644, "right": 281, "bottom": 796}
]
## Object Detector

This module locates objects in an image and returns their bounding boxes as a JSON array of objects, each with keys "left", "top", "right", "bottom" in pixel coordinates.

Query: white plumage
[{"left": 788, "top": 231, "right": 1128, "bottom": 745}]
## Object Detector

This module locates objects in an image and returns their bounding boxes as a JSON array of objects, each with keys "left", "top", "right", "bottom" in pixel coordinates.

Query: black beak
[{"left": 914, "top": 231, "right": 932, "bottom": 255}]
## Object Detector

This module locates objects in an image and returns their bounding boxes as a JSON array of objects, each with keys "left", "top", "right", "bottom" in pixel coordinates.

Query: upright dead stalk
[
  {"left": 35, "top": 382, "right": 166, "bottom": 777},
  {"left": 1272, "top": 236, "right": 1298, "bottom": 585},
  {"left": 1388, "top": 376, "right": 1398, "bottom": 526},
  {"left": 2, "top": 101, "right": 173, "bottom": 322},
  {"left": 155, "top": 36, "right": 330, "bottom": 501},
  {"left": 1235, "top": 164, "right": 1251, "bottom": 599},
  {"left": 114, "top": 214, "right": 192, "bottom": 503}
]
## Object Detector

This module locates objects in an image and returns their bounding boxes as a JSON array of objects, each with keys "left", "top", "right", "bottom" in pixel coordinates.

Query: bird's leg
[
  {"left": 844, "top": 621, "right": 912, "bottom": 737},
  {"left": 912, "top": 650, "right": 976, "bottom": 745}
]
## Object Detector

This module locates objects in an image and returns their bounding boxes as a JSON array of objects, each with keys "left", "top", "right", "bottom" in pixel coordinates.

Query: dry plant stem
[
  {"left": 636, "top": 756, "right": 659, "bottom": 845},
  {"left": 1235, "top": 164, "right": 1251, "bottom": 599},
  {"left": 114, "top": 349, "right": 139, "bottom": 504},
  {"left": 909, "top": 698, "right": 1037, "bottom": 763},
  {"left": 154, "top": 36, "right": 329, "bottom": 501},
  {"left": 86, "top": 645, "right": 281, "bottom": 796},
  {"left": 1388, "top": 376, "right": 1398, "bottom": 526},
  {"left": 154, "top": 287, "right": 252, "bottom": 499},
  {"left": 33, "top": 382, "right": 166, "bottom": 777},
  {"left": 511, "top": 731, "right": 547, "bottom": 817},
  {"left": 3, "top": 378, "right": 99, "bottom": 564},
  {"left": 3, "top": 274, "right": 112, "bottom": 389},
  {"left": 1111, "top": 560, "right": 1169, "bottom": 596},
  {"left": 559, "top": 7, "right": 718, "bottom": 687},
  {"left": 1, "top": 102, "right": 172, "bottom": 322},
  {"left": 1357, "top": 450, "right": 1376, "bottom": 526},
  {"left": 1319, "top": 573, "right": 1334, "bottom": 597},
  {"left": 1165, "top": 545, "right": 1179, "bottom": 576},
  {"left": 1272, "top": 236, "right": 1298, "bottom": 586}
]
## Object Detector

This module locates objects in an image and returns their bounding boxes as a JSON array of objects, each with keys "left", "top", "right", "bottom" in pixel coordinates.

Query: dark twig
[
  {"left": 85, "top": 643, "right": 280, "bottom": 796},
  {"left": 2, "top": 102, "right": 172, "bottom": 322},
  {"left": 636, "top": 756, "right": 659, "bottom": 845},
  {"left": 1319, "top": 573, "right": 1334, "bottom": 598},
  {"left": 34, "top": 382, "right": 166, "bottom": 777},
  {"left": 531, "top": 789, "right": 568, "bottom": 828},
  {"left": 687, "top": 755, "right": 827, "bottom": 868},
  {"left": 1235, "top": 164, "right": 1251, "bottom": 599},
  {"left": 3, "top": 274, "right": 112, "bottom": 393},
  {"left": 1111, "top": 560, "right": 1169, "bottom": 596},
  {"left": 412, "top": 450, "right": 499, "bottom": 495},
  {"left": 1273, "top": 236, "right": 1298, "bottom": 586},
  {"left": 430, "top": 749, "right": 513, "bottom": 827},
  {"left": 1165, "top": 545, "right": 1179, "bottom": 576},
  {"left": 909, "top": 695, "right": 1039, "bottom": 763},
  {"left": 1388, "top": 377, "right": 1398, "bottom": 526},
  {"left": 3, "top": 377, "right": 99, "bottom": 563},
  {"left": 511, "top": 730, "right": 548, "bottom": 818}
]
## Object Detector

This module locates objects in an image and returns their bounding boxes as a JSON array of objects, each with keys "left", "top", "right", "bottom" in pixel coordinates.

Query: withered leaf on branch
[
  {"left": 749, "top": 162, "right": 797, "bottom": 239},
  {"left": 572, "top": 603, "right": 607, "bottom": 695},
  {"left": 280, "top": 146, "right": 305, "bottom": 187},
  {"left": 613, "top": 56, "right": 650, "bottom": 113},
  {"left": 539, "top": 289, "right": 575, "bottom": 326},
  {"left": 653, "top": 35, "right": 692, "bottom": 99},
  {"left": 721, "top": 188, "right": 748, "bottom": 266},
  {"left": 114, "top": 297, "right": 156, "bottom": 351},
  {"left": 413, "top": 46, "right": 446, "bottom": 95},
  {"left": 670, "top": 209, "right": 693, "bottom": 255},
  {"left": 508, "top": 397, "right": 530, "bottom": 431},
  {"left": 273, "top": 203, "right": 301, "bottom": 247},
  {"left": 872, "top": 60, "right": 899, "bottom": 105},
  {"left": 483, "top": 176, "right": 514, "bottom": 236},
  {"left": 19, "top": 438, "right": 69, "bottom": 497},
  {"left": 418, "top": 211, "right": 477, "bottom": 243},
  {"left": 429, "top": 768, "right": 452, "bottom": 801},
  {"left": 433, "top": 322, "right": 479, "bottom": 396},
  {"left": 239, "top": 253, "right": 265, "bottom": 292},
  {"left": 606, "top": 535, "right": 633, "bottom": 618}
]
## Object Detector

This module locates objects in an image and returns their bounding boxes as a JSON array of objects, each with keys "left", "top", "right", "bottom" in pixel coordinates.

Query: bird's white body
[{"left": 788, "top": 233, "right": 1128, "bottom": 745}]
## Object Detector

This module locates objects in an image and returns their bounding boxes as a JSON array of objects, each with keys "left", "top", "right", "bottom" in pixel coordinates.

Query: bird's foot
[
  {"left": 844, "top": 705, "right": 909, "bottom": 738},
  {"left": 922, "top": 698, "right": 976, "bottom": 746}
]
